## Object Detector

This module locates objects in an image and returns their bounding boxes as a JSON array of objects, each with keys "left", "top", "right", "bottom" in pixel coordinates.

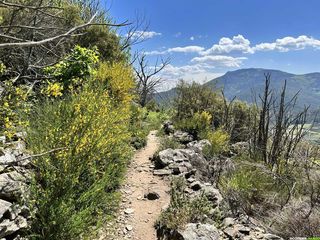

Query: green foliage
[
  {"left": 175, "top": 111, "right": 212, "bottom": 139},
  {"left": 129, "top": 104, "right": 148, "bottom": 149},
  {"left": 173, "top": 80, "right": 256, "bottom": 142},
  {"left": 44, "top": 46, "right": 99, "bottom": 95},
  {"left": 26, "top": 61, "right": 135, "bottom": 239},
  {"left": 174, "top": 80, "right": 222, "bottom": 121},
  {"left": 129, "top": 105, "right": 170, "bottom": 149},
  {"left": 0, "top": 81, "right": 29, "bottom": 138},
  {"left": 78, "top": 25, "right": 128, "bottom": 63},
  {"left": 220, "top": 161, "right": 292, "bottom": 215},
  {"left": 203, "top": 129, "right": 230, "bottom": 157},
  {"left": 0, "top": 61, "right": 6, "bottom": 74},
  {"left": 157, "top": 177, "right": 212, "bottom": 230},
  {"left": 159, "top": 137, "right": 182, "bottom": 152}
]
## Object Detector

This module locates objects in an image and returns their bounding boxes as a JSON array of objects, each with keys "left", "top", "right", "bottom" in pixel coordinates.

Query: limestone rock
[
  {"left": 173, "top": 131, "right": 193, "bottom": 144},
  {"left": 177, "top": 223, "right": 220, "bottom": 240},
  {"left": 153, "top": 169, "right": 172, "bottom": 176},
  {"left": 163, "top": 121, "right": 175, "bottom": 135},
  {"left": 0, "top": 216, "right": 28, "bottom": 238},
  {"left": 202, "top": 186, "right": 223, "bottom": 207},
  {"left": 0, "top": 171, "right": 28, "bottom": 200},
  {"left": 187, "top": 140, "right": 211, "bottom": 153},
  {"left": 0, "top": 199, "right": 12, "bottom": 219}
]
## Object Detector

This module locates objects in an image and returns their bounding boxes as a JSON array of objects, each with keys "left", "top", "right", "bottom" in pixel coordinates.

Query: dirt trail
[{"left": 104, "top": 130, "right": 170, "bottom": 240}]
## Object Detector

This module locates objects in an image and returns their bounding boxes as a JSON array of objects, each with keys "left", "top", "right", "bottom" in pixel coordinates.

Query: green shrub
[
  {"left": 220, "top": 162, "right": 293, "bottom": 215},
  {"left": 129, "top": 104, "right": 148, "bottom": 149},
  {"left": 175, "top": 111, "right": 212, "bottom": 139},
  {"left": 0, "top": 80, "right": 29, "bottom": 138},
  {"left": 157, "top": 177, "right": 212, "bottom": 230},
  {"left": 26, "top": 62, "right": 134, "bottom": 239},
  {"left": 44, "top": 45, "right": 99, "bottom": 95},
  {"left": 203, "top": 129, "right": 230, "bottom": 157}
]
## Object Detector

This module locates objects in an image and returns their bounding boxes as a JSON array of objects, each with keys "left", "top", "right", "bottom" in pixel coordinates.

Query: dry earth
[{"left": 101, "top": 130, "right": 170, "bottom": 240}]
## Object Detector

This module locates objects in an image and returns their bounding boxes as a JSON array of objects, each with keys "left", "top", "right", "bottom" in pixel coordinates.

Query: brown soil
[{"left": 101, "top": 130, "right": 170, "bottom": 240}]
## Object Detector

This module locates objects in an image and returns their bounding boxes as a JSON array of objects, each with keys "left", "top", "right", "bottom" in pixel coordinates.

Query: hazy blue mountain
[{"left": 157, "top": 68, "right": 320, "bottom": 111}]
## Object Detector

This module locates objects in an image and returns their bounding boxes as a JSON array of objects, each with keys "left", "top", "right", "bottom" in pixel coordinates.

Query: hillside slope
[{"left": 157, "top": 68, "right": 320, "bottom": 111}]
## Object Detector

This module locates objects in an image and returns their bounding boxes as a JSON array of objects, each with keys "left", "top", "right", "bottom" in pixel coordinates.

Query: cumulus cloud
[
  {"left": 253, "top": 35, "right": 320, "bottom": 52},
  {"left": 191, "top": 55, "right": 247, "bottom": 67},
  {"left": 199, "top": 35, "right": 320, "bottom": 55},
  {"left": 131, "top": 31, "right": 162, "bottom": 40},
  {"left": 145, "top": 35, "right": 320, "bottom": 57},
  {"left": 168, "top": 46, "right": 205, "bottom": 53},
  {"left": 159, "top": 63, "right": 222, "bottom": 90},
  {"left": 145, "top": 45, "right": 204, "bottom": 55},
  {"left": 201, "top": 35, "right": 253, "bottom": 55}
]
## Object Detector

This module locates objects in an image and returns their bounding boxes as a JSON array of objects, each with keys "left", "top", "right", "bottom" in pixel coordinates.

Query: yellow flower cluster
[
  {"left": 95, "top": 62, "right": 135, "bottom": 104},
  {"left": 28, "top": 62, "right": 136, "bottom": 236},
  {"left": 43, "top": 82, "right": 64, "bottom": 97},
  {"left": 0, "top": 81, "right": 29, "bottom": 138}
]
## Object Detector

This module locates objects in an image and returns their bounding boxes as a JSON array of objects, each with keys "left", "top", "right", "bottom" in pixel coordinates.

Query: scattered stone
[
  {"left": 177, "top": 223, "right": 220, "bottom": 240},
  {"left": 124, "top": 208, "right": 134, "bottom": 215},
  {"left": 237, "top": 225, "right": 251, "bottom": 235},
  {"left": 262, "top": 233, "right": 283, "bottom": 239},
  {"left": 153, "top": 169, "right": 172, "bottom": 176},
  {"left": 125, "top": 225, "right": 133, "bottom": 231},
  {"left": 222, "top": 217, "right": 235, "bottom": 227},
  {"left": 187, "top": 178, "right": 196, "bottom": 185},
  {"left": 184, "top": 188, "right": 193, "bottom": 194},
  {"left": 144, "top": 191, "right": 160, "bottom": 200},
  {"left": 163, "top": 121, "right": 175, "bottom": 135}
]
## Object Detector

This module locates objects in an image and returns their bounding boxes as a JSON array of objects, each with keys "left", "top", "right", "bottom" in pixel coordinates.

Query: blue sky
[{"left": 108, "top": 0, "right": 320, "bottom": 90}]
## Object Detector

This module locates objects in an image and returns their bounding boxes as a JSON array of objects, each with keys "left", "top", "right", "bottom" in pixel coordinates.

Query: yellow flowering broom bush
[{"left": 27, "top": 62, "right": 135, "bottom": 239}]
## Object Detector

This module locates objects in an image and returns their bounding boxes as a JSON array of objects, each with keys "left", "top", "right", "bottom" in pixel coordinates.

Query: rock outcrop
[
  {"left": 0, "top": 137, "right": 32, "bottom": 239},
  {"left": 155, "top": 122, "right": 283, "bottom": 240}
]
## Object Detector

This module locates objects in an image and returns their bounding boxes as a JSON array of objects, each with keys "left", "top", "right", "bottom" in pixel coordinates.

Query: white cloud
[
  {"left": 131, "top": 31, "right": 162, "bottom": 40},
  {"left": 191, "top": 55, "right": 247, "bottom": 67},
  {"left": 145, "top": 45, "right": 204, "bottom": 55},
  {"left": 168, "top": 46, "right": 205, "bottom": 53},
  {"left": 145, "top": 34, "right": 320, "bottom": 57},
  {"left": 159, "top": 63, "right": 223, "bottom": 91},
  {"left": 253, "top": 35, "right": 320, "bottom": 52},
  {"left": 201, "top": 35, "right": 253, "bottom": 55}
]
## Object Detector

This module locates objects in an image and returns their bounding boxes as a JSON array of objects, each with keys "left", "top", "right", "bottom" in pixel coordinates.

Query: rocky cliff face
[
  {"left": 156, "top": 122, "right": 283, "bottom": 240},
  {"left": 0, "top": 136, "right": 32, "bottom": 240}
]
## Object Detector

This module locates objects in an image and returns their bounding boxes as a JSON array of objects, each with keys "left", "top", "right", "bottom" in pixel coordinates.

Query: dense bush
[
  {"left": 0, "top": 80, "right": 29, "bottom": 138},
  {"left": 26, "top": 59, "right": 135, "bottom": 239},
  {"left": 174, "top": 81, "right": 221, "bottom": 122},
  {"left": 157, "top": 177, "right": 212, "bottom": 230},
  {"left": 175, "top": 111, "right": 212, "bottom": 140},
  {"left": 203, "top": 129, "right": 230, "bottom": 157},
  {"left": 173, "top": 80, "right": 255, "bottom": 143}
]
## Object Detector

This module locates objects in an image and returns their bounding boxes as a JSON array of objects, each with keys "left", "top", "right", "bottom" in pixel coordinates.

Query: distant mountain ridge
[{"left": 157, "top": 68, "right": 320, "bottom": 111}]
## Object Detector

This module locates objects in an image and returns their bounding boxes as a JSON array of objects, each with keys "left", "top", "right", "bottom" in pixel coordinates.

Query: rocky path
[{"left": 104, "top": 130, "right": 170, "bottom": 240}]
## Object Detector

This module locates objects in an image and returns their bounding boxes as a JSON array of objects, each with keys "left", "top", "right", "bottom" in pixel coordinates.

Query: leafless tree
[
  {"left": 134, "top": 53, "right": 170, "bottom": 107},
  {"left": 0, "top": 0, "right": 128, "bottom": 84},
  {"left": 252, "top": 73, "right": 309, "bottom": 171}
]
